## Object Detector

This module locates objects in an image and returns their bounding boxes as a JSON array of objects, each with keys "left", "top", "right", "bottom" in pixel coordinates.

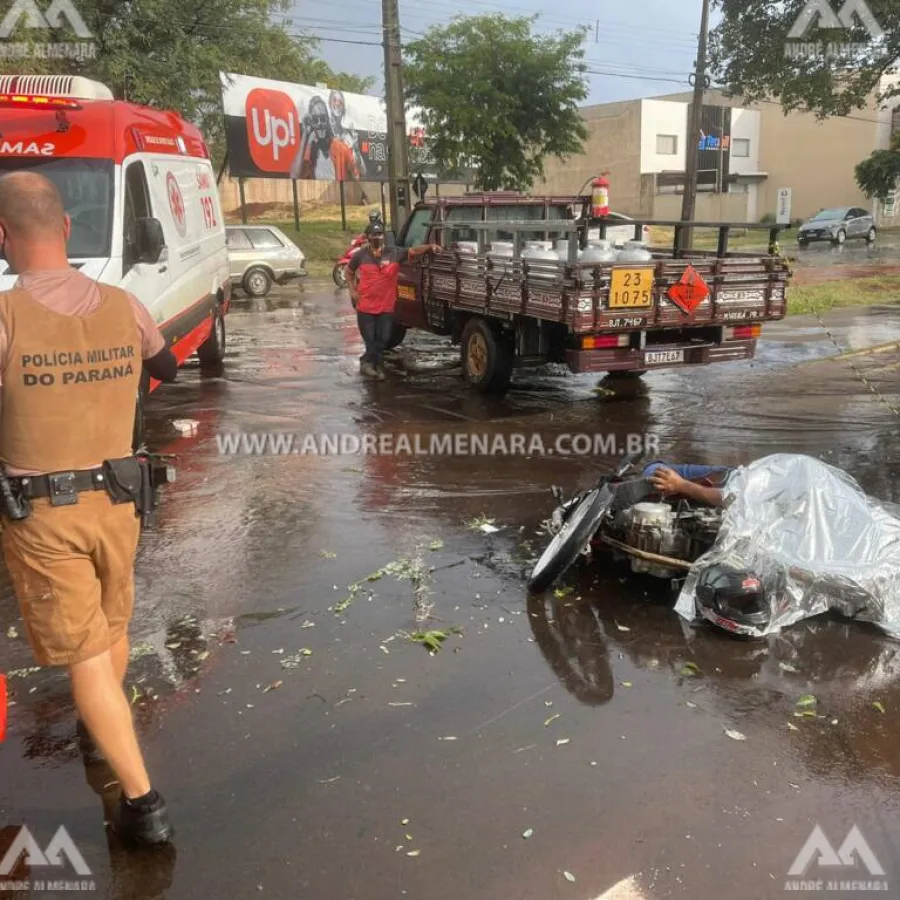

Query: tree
[
  {"left": 402, "top": 14, "right": 589, "bottom": 191},
  {"left": 856, "top": 135, "right": 900, "bottom": 200},
  {"left": 710, "top": 0, "right": 900, "bottom": 117},
  {"left": 0, "top": 0, "right": 373, "bottom": 169}
]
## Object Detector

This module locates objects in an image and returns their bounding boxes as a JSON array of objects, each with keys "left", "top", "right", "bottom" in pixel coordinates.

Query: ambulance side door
[{"left": 119, "top": 159, "right": 172, "bottom": 328}]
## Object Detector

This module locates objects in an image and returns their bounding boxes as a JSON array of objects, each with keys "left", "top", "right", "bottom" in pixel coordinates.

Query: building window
[
  {"left": 656, "top": 134, "right": 678, "bottom": 155},
  {"left": 732, "top": 138, "right": 751, "bottom": 158},
  {"left": 882, "top": 190, "right": 897, "bottom": 218}
]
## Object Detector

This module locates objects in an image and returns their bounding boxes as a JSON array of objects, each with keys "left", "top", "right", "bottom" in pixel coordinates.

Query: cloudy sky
[{"left": 287, "top": 0, "right": 722, "bottom": 106}]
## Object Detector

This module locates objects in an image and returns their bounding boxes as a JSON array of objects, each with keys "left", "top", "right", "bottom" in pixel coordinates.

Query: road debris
[
  {"left": 874, "top": 701, "right": 886, "bottom": 714},
  {"left": 796, "top": 694, "right": 817, "bottom": 709},
  {"left": 680, "top": 662, "right": 701, "bottom": 677},
  {"left": 6, "top": 626, "right": 18, "bottom": 639},
  {"left": 320, "top": 551, "right": 337, "bottom": 559},
  {"left": 522, "top": 829, "right": 533, "bottom": 839},
  {"left": 556, "top": 738, "right": 570, "bottom": 746},
  {"left": 724, "top": 728, "right": 747, "bottom": 741},
  {"left": 281, "top": 650, "right": 313, "bottom": 668},
  {"left": 467, "top": 515, "right": 500, "bottom": 534},
  {"left": 406, "top": 628, "right": 463, "bottom": 654},
  {"left": 429, "top": 539, "right": 444, "bottom": 551},
  {"left": 614, "top": 621, "right": 631, "bottom": 632},
  {"left": 544, "top": 714, "right": 560, "bottom": 727},
  {"left": 262, "top": 681, "right": 283, "bottom": 693},
  {"left": 563, "top": 871, "right": 576, "bottom": 883}
]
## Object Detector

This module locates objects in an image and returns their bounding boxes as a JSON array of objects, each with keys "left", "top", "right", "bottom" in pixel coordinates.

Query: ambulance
[{"left": 0, "top": 74, "right": 231, "bottom": 401}]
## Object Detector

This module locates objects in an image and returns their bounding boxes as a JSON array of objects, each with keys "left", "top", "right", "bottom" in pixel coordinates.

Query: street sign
[{"left": 777, "top": 188, "right": 792, "bottom": 225}]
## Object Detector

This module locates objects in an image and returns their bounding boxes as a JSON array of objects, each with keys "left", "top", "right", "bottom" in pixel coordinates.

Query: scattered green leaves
[
  {"left": 874, "top": 701, "right": 886, "bottom": 715},
  {"left": 796, "top": 694, "right": 818, "bottom": 709},
  {"left": 544, "top": 713, "right": 560, "bottom": 727},
  {"left": 680, "top": 662, "right": 701, "bottom": 677},
  {"left": 407, "top": 627, "right": 463, "bottom": 654},
  {"left": 429, "top": 539, "right": 444, "bottom": 551},
  {"left": 320, "top": 551, "right": 337, "bottom": 559},
  {"left": 554, "top": 586, "right": 574, "bottom": 599}
]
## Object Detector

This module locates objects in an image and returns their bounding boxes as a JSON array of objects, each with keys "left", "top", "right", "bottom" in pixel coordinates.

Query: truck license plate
[
  {"left": 645, "top": 349, "right": 684, "bottom": 365},
  {"left": 609, "top": 268, "right": 655, "bottom": 309}
]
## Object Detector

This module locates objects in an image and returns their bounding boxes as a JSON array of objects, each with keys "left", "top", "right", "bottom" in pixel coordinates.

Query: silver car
[
  {"left": 226, "top": 225, "right": 307, "bottom": 297},
  {"left": 797, "top": 207, "right": 876, "bottom": 247}
]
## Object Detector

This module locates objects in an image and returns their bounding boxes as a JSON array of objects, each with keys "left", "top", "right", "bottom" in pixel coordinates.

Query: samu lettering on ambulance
[{"left": 0, "top": 142, "right": 55, "bottom": 156}]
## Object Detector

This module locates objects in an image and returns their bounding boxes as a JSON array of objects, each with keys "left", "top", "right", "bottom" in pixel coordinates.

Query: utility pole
[
  {"left": 679, "top": 0, "right": 712, "bottom": 253},
  {"left": 383, "top": 0, "right": 411, "bottom": 234}
]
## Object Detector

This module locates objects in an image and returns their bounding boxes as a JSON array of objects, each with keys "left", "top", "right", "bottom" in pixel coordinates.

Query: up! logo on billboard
[{"left": 245, "top": 88, "right": 297, "bottom": 173}]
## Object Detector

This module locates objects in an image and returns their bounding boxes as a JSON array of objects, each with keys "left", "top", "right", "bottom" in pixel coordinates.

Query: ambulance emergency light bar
[
  {"left": 0, "top": 75, "right": 113, "bottom": 110},
  {"left": 0, "top": 93, "right": 83, "bottom": 110}
]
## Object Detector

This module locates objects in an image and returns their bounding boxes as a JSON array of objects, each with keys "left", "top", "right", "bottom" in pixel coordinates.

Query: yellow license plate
[
  {"left": 609, "top": 268, "right": 655, "bottom": 309},
  {"left": 397, "top": 284, "right": 416, "bottom": 301}
]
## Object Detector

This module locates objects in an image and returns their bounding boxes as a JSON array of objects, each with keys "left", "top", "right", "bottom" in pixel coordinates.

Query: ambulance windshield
[{"left": 0, "top": 158, "right": 113, "bottom": 259}]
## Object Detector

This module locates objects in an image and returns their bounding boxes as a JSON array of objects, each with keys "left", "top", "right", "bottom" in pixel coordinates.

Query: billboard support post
[
  {"left": 380, "top": 181, "right": 387, "bottom": 227},
  {"left": 239, "top": 177, "right": 248, "bottom": 224},
  {"left": 292, "top": 179, "right": 300, "bottom": 230},
  {"left": 339, "top": 180, "right": 347, "bottom": 231}
]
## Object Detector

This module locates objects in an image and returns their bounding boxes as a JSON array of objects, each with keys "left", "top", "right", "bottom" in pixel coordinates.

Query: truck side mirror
[
  {"left": 385, "top": 230, "right": 397, "bottom": 248},
  {"left": 129, "top": 217, "right": 166, "bottom": 264}
]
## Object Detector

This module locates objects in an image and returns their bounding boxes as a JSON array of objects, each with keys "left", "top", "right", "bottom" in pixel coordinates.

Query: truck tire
[
  {"left": 461, "top": 318, "right": 514, "bottom": 394},
  {"left": 197, "top": 307, "right": 226, "bottom": 365},
  {"left": 386, "top": 323, "right": 407, "bottom": 350}
]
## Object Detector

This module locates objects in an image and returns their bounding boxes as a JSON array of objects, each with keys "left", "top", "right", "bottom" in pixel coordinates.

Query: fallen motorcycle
[
  {"left": 529, "top": 453, "right": 770, "bottom": 637},
  {"left": 530, "top": 452, "right": 900, "bottom": 642},
  {"left": 530, "top": 453, "right": 722, "bottom": 591}
]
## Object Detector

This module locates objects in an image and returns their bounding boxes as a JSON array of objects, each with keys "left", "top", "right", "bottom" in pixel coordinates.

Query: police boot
[{"left": 113, "top": 790, "right": 174, "bottom": 847}]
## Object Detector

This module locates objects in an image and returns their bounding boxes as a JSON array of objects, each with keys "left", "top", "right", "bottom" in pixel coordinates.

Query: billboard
[{"left": 220, "top": 72, "right": 472, "bottom": 184}]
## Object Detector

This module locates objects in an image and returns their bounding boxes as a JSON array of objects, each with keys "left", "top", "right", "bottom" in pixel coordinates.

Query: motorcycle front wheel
[
  {"left": 528, "top": 488, "right": 610, "bottom": 593},
  {"left": 333, "top": 264, "right": 348, "bottom": 288}
]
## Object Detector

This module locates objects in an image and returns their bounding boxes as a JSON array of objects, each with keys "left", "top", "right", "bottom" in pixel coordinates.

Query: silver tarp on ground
[{"left": 675, "top": 454, "right": 900, "bottom": 639}]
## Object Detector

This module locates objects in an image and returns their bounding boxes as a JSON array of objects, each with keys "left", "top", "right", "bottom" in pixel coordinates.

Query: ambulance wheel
[
  {"left": 386, "top": 323, "right": 407, "bottom": 350},
  {"left": 244, "top": 267, "right": 272, "bottom": 297},
  {"left": 197, "top": 308, "right": 226, "bottom": 365},
  {"left": 461, "top": 318, "right": 514, "bottom": 394}
]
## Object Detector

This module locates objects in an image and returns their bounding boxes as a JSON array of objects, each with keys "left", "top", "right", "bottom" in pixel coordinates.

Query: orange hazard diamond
[{"left": 667, "top": 265, "right": 709, "bottom": 315}]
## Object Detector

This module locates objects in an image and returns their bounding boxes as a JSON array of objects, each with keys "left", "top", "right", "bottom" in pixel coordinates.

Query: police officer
[{"left": 0, "top": 172, "right": 177, "bottom": 846}]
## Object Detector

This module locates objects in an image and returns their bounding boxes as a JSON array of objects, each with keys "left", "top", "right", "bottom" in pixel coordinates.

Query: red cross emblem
[{"left": 167, "top": 172, "right": 187, "bottom": 237}]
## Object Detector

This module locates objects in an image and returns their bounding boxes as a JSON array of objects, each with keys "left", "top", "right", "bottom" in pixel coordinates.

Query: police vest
[{"left": 0, "top": 284, "right": 142, "bottom": 473}]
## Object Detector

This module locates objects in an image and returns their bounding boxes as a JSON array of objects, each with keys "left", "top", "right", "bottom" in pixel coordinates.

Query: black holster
[{"left": 102, "top": 456, "right": 169, "bottom": 527}]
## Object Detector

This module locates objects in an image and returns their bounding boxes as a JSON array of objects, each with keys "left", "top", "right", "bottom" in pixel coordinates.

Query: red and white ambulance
[{"left": 0, "top": 74, "right": 230, "bottom": 384}]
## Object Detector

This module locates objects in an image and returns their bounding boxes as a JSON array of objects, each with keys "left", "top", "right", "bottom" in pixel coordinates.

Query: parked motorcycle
[{"left": 333, "top": 236, "right": 365, "bottom": 289}]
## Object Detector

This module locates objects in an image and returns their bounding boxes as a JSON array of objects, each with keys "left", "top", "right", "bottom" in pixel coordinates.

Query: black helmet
[
  {"left": 366, "top": 222, "right": 385, "bottom": 237},
  {"left": 695, "top": 564, "right": 770, "bottom": 637}
]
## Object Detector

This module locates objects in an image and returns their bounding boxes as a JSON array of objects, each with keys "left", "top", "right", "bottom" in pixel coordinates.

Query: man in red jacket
[{"left": 347, "top": 223, "right": 440, "bottom": 379}]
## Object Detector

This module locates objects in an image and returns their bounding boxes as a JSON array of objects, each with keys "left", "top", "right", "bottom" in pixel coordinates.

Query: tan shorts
[{"left": 2, "top": 491, "right": 140, "bottom": 667}]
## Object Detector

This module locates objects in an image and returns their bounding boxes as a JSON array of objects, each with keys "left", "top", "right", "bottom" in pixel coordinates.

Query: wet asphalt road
[{"left": 3, "top": 279, "right": 900, "bottom": 900}]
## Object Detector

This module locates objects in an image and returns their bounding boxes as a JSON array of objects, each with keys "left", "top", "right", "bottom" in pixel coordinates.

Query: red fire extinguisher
[{"left": 592, "top": 173, "right": 610, "bottom": 218}]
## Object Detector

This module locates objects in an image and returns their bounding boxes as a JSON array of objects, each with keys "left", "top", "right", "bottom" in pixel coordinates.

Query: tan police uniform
[{"left": 0, "top": 282, "right": 143, "bottom": 667}]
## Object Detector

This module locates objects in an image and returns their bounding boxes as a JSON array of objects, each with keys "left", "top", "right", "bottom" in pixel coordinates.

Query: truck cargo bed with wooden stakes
[{"left": 388, "top": 193, "right": 791, "bottom": 394}]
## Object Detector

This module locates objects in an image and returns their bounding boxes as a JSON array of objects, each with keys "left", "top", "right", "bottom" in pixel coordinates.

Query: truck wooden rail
[{"left": 389, "top": 194, "right": 791, "bottom": 394}]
